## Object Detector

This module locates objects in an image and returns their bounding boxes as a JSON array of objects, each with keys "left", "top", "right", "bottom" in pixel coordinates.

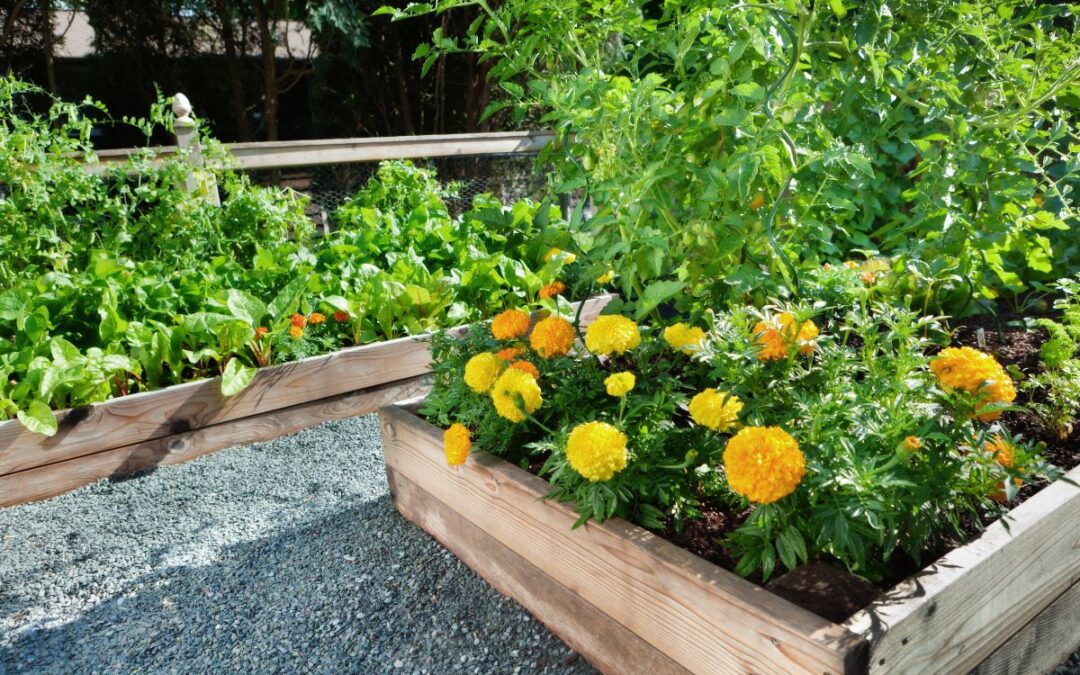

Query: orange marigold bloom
[
  {"left": 290, "top": 313, "right": 307, "bottom": 328},
  {"left": 509, "top": 360, "right": 540, "bottom": 380},
  {"left": 333, "top": 310, "right": 349, "bottom": 323},
  {"left": 986, "top": 435, "right": 1023, "bottom": 502},
  {"left": 930, "top": 347, "right": 1017, "bottom": 422},
  {"left": 538, "top": 281, "right": 566, "bottom": 299},
  {"left": 254, "top": 327, "right": 269, "bottom": 340},
  {"left": 752, "top": 313, "right": 819, "bottom": 361},
  {"left": 308, "top": 312, "right": 326, "bottom": 325},
  {"left": 289, "top": 325, "right": 304, "bottom": 340},
  {"left": 903, "top": 436, "right": 922, "bottom": 452},
  {"left": 749, "top": 194, "right": 766, "bottom": 211},
  {"left": 496, "top": 345, "right": 527, "bottom": 362},
  {"left": 529, "top": 316, "right": 575, "bottom": 358},
  {"left": 723, "top": 426, "right": 805, "bottom": 504},
  {"left": 444, "top": 423, "right": 471, "bottom": 466},
  {"left": 491, "top": 309, "right": 531, "bottom": 340},
  {"left": 860, "top": 271, "right": 876, "bottom": 286}
]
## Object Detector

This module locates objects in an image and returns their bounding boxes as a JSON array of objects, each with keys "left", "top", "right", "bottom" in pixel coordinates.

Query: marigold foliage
[
  {"left": 723, "top": 426, "right": 805, "bottom": 504},
  {"left": 663, "top": 322, "right": 706, "bottom": 355},
  {"left": 689, "top": 389, "right": 743, "bottom": 432},
  {"left": 538, "top": 281, "right": 566, "bottom": 299},
  {"left": 584, "top": 315, "right": 641, "bottom": 356},
  {"left": 464, "top": 352, "right": 505, "bottom": 393},
  {"left": 530, "top": 316, "right": 575, "bottom": 358},
  {"left": 566, "top": 421, "right": 628, "bottom": 482},
  {"left": 510, "top": 360, "right": 540, "bottom": 379},
  {"left": 604, "top": 371, "right": 635, "bottom": 397},
  {"left": 491, "top": 308, "right": 531, "bottom": 340},
  {"left": 930, "top": 347, "right": 1017, "bottom": 421},
  {"left": 752, "top": 313, "right": 819, "bottom": 361},
  {"left": 443, "top": 423, "right": 471, "bottom": 466},
  {"left": 490, "top": 367, "right": 543, "bottom": 422}
]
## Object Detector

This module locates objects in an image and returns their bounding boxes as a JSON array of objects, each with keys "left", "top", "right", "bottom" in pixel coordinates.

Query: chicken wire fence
[{"left": 244, "top": 152, "right": 555, "bottom": 233}]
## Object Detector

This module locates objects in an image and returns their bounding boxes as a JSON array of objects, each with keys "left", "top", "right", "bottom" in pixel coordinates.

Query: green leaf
[
  {"left": 227, "top": 289, "right": 268, "bottom": 325},
  {"left": 18, "top": 400, "right": 58, "bottom": 437},
  {"left": 634, "top": 280, "right": 686, "bottom": 320},
  {"left": 221, "top": 358, "right": 256, "bottom": 397}
]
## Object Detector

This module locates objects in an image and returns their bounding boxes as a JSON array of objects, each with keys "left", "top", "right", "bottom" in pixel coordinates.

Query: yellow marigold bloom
[
  {"left": 509, "top": 360, "right": 540, "bottom": 380},
  {"left": 443, "top": 423, "right": 471, "bottom": 466},
  {"left": 903, "top": 436, "right": 922, "bottom": 452},
  {"left": 843, "top": 260, "right": 859, "bottom": 270},
  {"left": 490, "top": 368, "right": 543, "bottom": 423},
  {"left": 604, "top": 372, "right": 636, "bottom": 397},
  {"left": 689, "top": 389, "right": 743, "bottom": 432},
  {"left": 663, "top": 323, "right": 707, "bottom": 355},
  {"left": 749, "top": 193, "right": 766, "bottom": 211},
  {"left": 723, "top": 426, "right": 805, "bottom": 504},
  {"left": 566, "top": 421, "right": 628, "bottom": 481},
  {"left": 308, "top": 312, "right": 326, "bottom": 325},
  {"left": 930, "top": 347, "right": 1017, "bottom": 422},
  {"left": 491, "top": 309, "right": 531, "bottom": 340},
  {"left": 538, "top": 281, "right": 566, "bottom": 299},
  {"left": 596, "top": 270, "right": 615, "bottom": 285},
  {"left": 496, "top": 345, "right": 526, "bottom": 362},
  {"left": 986, "top": 435, "right": 1016, "bottom": 468},
  {"left": 544, "top": 247, "right": 577, "bottom": 264},
  {"left": 289, "top": 325, "right": 304, "bottom": 340},
  {"left": 585, "top": 315, "right": 641, "bottom": 356},
  {"left": 464, "top": 352, "right": 506, "bottom": 393},
  {"left": 752, "top": 313, "right": 819, "bottom": 361},
  {"left": 530, "top": 316, "right": 575, "bottom": 358}
]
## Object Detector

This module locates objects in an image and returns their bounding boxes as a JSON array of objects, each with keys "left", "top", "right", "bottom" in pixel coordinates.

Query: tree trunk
[
  {"left": 216, "top": 0, "right": 252, "bottom": 141},
  {"left": 41, "top": 0, "right": 55, "bottom": 93},
  {"left": 252, "top": 0, "right": 279, "bottom": 141}
]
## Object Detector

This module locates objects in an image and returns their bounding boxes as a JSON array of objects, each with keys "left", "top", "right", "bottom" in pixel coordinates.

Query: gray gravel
[
  {"left": 0, "top": 416, "right": 595, "bottom": 675},
  {"left": 2, "top": 415, "right": 1077, "bottom": 675}
]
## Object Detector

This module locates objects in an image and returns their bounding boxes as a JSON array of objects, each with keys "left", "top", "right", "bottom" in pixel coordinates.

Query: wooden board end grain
[{"left": 379, "top": 403, "right": 868, "bottom": 675}]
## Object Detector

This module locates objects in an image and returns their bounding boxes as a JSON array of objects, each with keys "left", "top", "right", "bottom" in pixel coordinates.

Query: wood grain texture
[
  {"left": 387, "top": 468, "right": 692, "bottom": 675},
  {"left": 969, "top": 579, "right": 1080, "bottom": 675},
  {"left": 0, "top": 295, "right": 613, "bottom": 477},
  {"left": 0, "top": 375, "right": 430, "bottom": 507},
  {"left": 846, "top": 463, "right": 1080, "bottom": 675},
  {"left": 379, "top": 404, "right": 867, "bottom": 675}
]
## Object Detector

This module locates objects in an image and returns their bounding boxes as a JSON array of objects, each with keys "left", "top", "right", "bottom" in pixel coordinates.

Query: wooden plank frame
[
  {"left": 378, "top": 401, "right": 1080, "bottom": 675},
  {"left": 0, "top": 294, "right": 613, "bottom": 507}
]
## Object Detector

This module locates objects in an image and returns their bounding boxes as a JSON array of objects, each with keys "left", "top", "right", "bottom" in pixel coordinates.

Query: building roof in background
[{"left": 53, "top": 10, "right": 314, "bottom": 60}]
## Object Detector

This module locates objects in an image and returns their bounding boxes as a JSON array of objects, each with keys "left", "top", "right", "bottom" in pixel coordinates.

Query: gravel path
[
  {"left": 0, "top": 416, "right": 594, "bottom": 675},
  {"left": 1, "top": 415, "right": 1077, "bottom": 675}
]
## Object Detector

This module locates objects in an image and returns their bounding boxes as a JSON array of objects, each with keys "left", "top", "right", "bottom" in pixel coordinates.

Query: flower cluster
[
  {"left": 663, "top": 323, "right": 706, "bottom": 355},
  {"left": 443, "top": 423, "right": 471, "bottom": 466},
  {"left": 723, "top": 426, "right": 806, "bottom": 504},
  {"left": 464, "top": 352, "right": 505, "bottom": 393},
  {"left": 689, "top": 389, "right": 742, "bottom": 432},
  {"left": 930, "top": 347, "right": 1017, "bottom": 421},
  {"left": 604, "top": 372, "right": 635, "bottom": 397},
  {"left": 566, "top": 421, "right": 628, "bottom": 481},
  {"left": 491, "top": 367, "right": 543, "bottom": 422},
  {"left": 585, "top": 315, "right": 641, "bottom": 356},
  {"left": 539, "top": 281, "right": 566, "bottom": 299},
  {"left": 530, "top": 316, "right": 575, "bottom": 358},
  {"left": 491, "top": 309, "right": 530, "bottom": 340},
  {"left": 752, "top": 313, "right": 818, "bottom": 361}
]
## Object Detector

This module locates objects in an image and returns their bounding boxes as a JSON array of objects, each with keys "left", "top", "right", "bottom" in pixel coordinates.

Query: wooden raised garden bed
[
  {"left": 0, "top": 295, "right": 613, "bottom": 507},
  {"left": 379, "top": 400, "right": 1080, "bottom": 675}
]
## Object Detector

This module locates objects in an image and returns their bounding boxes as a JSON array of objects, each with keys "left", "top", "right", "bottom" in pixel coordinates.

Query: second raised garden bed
[{"left": 379, "top": 400, "right": 1080, "bottom": 675}]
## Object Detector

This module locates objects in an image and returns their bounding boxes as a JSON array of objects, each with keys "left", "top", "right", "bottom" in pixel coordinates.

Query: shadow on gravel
[{"left": 1, "top": 494, "right": 591, "bottom": 675}]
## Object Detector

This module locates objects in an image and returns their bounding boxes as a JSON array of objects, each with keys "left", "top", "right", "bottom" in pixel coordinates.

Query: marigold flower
[
  {"left": 604, "top": 372, "right": 635, "bottom": 397},
  {"left": 930, "top": 347, "right": 1017, "bottom": 422},
  {"left": 308, "top": 312, "right": 326, "bottom": 325},
  {"left": 538, "top": 281, "right": 566, "bottom": 299},
  {"left": 843, "top": 261, "right": 859, "bottom": 270},
  {"left": 749, "top": 193, "right": 766, "bottom": 211},
  {"left": 566, "top": 421, "right": 628, "bottom": 481},
  {"left": 444, "top": 423, "right": 471, "bottom": 466},
  {"left": 254, "top": 327, "right": 269, "bottom": 340},
  {"left": 464, "top": 352, "right": 506, "bottom": 393},
  {"left": 663, "top": 323, "right": 707, "bottom": 355},
  {"left": 723, "top": 426, "right": 805, "bottom": 504},
  {"left": 289, "top": 325, "right": 304, "bottom": 340},
  {"left": 986, "top": 435, "right": 1023, "bottom": 502},
  {"left": 492, "top": 309, "right": 531, "bottom": 340},
  {"left": 290, "top": 313, "right": 307, "bottom": 328},
  {"left": 860, "top": 271, "right": 876, "bottom": 286},
  {"left": 509, "top": 360, "right": 540, "bottom": 380},
  {"left": 496, "top": 345, "right": 527, "bottom": 362},
  {"left": 333, "top": 310, "right": 349, "bottom": 323},
  {"left": 596, "top": 270, "right": 615, "bottom": 285},
  {"left": 689, "top": 389, "right": 743, "bottom": 432},
  {"left": 752, "top": 313, "right": 819, "bottom": 361},
  {"left": 490, "top": 368, "right": 543, "bottom": 422},
  {"left": 544, "top": 247, "right": 577, "bottom": 264},
  {"left": 822, "top": 262, "right": 834, "bottom": 271},
  {"left": 585, "top": 315, "right": 641, "bottom": 356},
  {"left": 903, "top": 436, "right": 922, "bottom": 452},
  {"left": 529, "top": 316, "right": 575, "bottom": 358}
]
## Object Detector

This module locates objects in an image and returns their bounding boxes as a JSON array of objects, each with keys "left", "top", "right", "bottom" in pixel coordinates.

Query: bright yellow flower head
[
  {"left": 490, "top": 367, "right": 543, "bottom": 422},
  {"left": 930, "top": 347, "right": 1017, "bottom": 422},
  {"left": 443, "top": 423, "right": 471, "bottom": 466},
  {"left": 585, "top": 315, "right": 641, "bottom": 356},
  {"left": 596, "top": 270, "right": 615, "bottom": 285},
  {"left": 464, "top": 352, "right": 506, "bottom": 393},
  {"left": 530, "top": 316, "right": 575, "bottom": 358},
  {"left": 538, "top": 281, "right": 566, "bottom": 299},
  {"left": 604, "top": 372, "right": 636, "bottom": 397},
  {"left": 723, "top": 426, "right": 805, "bottom": 504},
  {"left": 491, "top": 309, "right": 531, "bottom": 340},
  {"left": 752, "top": 313, "right": 819, "bottom": 361},
  {"left": 509, "top": 360, "right": 540, "bottom": 380},
  {"left": 566, "top": 421, "right": 628, "bottom": 482},
  {"left": 689, "top": 389, "right": 743, "bottom": 432},
  {"left": 544, "top": 247, "right": 577, "bottom": 264},
  {"left": 986, "top": 435, "right": 1016, "bottom": 468},
  {"left": 903, "top": 436, "right": 922, "bottom": 452},
  {"left": 663, "top": 323, "right": 707, "bottom": 355}
]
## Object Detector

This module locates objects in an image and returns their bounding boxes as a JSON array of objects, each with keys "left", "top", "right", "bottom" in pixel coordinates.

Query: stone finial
[{"left": 172, "top": 93, "right": 194, "bottom": 126}]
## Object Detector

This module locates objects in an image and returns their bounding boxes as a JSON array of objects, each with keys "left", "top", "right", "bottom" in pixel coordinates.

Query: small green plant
[{"left": 1024, "top": 278, "right": 1080, "bottom": 439}]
